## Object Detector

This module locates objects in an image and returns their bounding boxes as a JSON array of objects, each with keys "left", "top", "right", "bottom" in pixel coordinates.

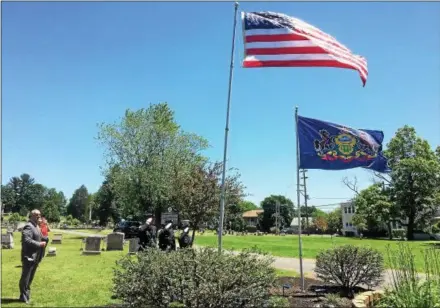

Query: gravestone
[
  {"left": 106, "top": 232, "right": 125, "bottom": 251},
  {"left": 52, "top": 233, "right": 63, "bottom": 244},
  {"left": 16, "top": 222, "right": 26, "bottom": 231},
  {"left": 1, "top": 233, "right": 14, "bottom": 249},
  {"left": 47, "top": 247, "right": 57, "bottom": 257},
  {"left": 160, "top": 207, "right": 179, "bottom": 225},
  {"left": 128, "top": 238, "right": 140, "bottom": 255},
  {"left": 82, "top": 235, "right": 102, "bottom": 255}
]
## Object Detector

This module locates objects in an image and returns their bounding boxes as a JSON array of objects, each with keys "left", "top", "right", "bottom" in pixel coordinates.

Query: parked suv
[{"left": 113, "top": 220, "right": 141, "bottom": 238}]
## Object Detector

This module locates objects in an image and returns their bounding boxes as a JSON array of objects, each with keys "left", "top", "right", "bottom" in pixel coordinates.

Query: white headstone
[
  {"left": 82, "top": 236, "right": 102, "bottom": 255},
  {"left": 47, "top": 247, "right": 57, "bottom": 256},
  {"left": 106, "top": 232, "right": 125, "bottom": 251},
  {"left": 1, "top": 233, "right": 14, "bottom": 249}
]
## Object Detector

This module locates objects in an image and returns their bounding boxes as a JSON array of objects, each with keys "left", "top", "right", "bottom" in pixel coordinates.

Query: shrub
[
  {"left": 315, "top": 245, "right": 384, "bottom": 295},
  {"left": 324, "top": 293, "right": 352, "bottom": 308},
  {"left": 113, "top": 247, "right": 276, "bottom": 308},
  {"left": 246, "top": 225, "right": 257, "bottom": 233},
  {"left": 266, "top": 296, "right": 289, "bottom": 307},
  {"left": 378, "top": 244, "right": 440, "bottom": 308},
  {"left": 391, "top": 229, "right": 406, "bottom": 239}
]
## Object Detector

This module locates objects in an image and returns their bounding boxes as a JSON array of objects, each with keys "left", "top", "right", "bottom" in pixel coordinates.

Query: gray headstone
[
  {"left": 106, "top": 232, "right": 125, "bottom": 251},
  {"left": 52, "top": 233, "right": 63, "bottom": 244},
  {"left": 82, "top": 236, "right": 102, "bottom": 255},
  {"left": 1, "top": 233, "right": 14, "bottom": 249},
  {"left": 128, "top": 238, "right": 140, "bottom": 255}
]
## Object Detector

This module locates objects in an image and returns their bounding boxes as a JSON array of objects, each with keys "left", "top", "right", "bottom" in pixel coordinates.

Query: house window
[
  {"left": 344, "top": 207, "right": 348, "bottom": 214},
  {"left": 348, "top": 207, "right": 352, "bottom": 214},
  {"left": 345, "top": 222, "right": 349, "bottom": 227},
  {"left": 349, "top": 223, "right": 353, "bottom": 227},
  {"left": 352, "top": 207, "right": 355, "bottom": 213}
]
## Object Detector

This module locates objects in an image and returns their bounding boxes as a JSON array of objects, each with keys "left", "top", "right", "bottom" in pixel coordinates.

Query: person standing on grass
[
  {"left": 37, "top": 217, "right": 50, "bottom": 262},
  {"left": 19, "top": 209, "right": 48, "bottom": 304}
]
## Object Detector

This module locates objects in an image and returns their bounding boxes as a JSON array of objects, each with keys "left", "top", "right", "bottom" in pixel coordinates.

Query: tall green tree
[
  {"left": 384, "top": 126, "right": 440, "bottom": 240},
  {"left": 259, "top": 195, "right": 294, "bottom": 232},
  {"left": 175, "top": 161, "right": 245, "bottom": 242},
  {"left": 327, "top": 208, "right": 343, "bottom": 233},
  {"left": 97, "top": 103, "right": 208, "bottom": 222},
  {"left": 95, "top": 168, "right": 121, "bottom": 226},
  {"left": 352, "top": 183, "right": 396, "bottom": 239},
  {"left": 67, "top": 185, "right": 90, "bottom": 222},
  {"left": 42, "top": 188, "right": 62, "bottom": 222}
]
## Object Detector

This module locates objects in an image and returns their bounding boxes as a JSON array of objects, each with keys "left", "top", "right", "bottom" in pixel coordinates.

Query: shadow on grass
[
  {"left": 1, "top": 298, "right": 23, "bottom": 304},
  {"left": 422, "top": 242, "right": 440, "bottom": 249}
]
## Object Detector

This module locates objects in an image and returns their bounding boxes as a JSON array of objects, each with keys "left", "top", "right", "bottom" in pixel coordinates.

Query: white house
[
  {"left": 341, "top": 202, "right": 358, "bottom": 236},
  {"left": 341, "top": 201, "right": 440, "bottom": 237}
]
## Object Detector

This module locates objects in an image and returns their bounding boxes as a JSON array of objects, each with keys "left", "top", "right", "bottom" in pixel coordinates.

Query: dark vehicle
[
  {"left": 280, "top": 227, "right": 295, "bottom": 235},
  {"left": 113, "top": 220, "right": 141, "bottom": 238}
]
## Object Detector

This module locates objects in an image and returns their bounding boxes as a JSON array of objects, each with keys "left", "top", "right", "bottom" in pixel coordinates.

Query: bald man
[{"left": 19, "top": 209, "right": 48, "bottom": 304}]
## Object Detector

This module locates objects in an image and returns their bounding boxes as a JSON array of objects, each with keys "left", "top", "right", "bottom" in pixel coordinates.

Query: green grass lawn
[
  {"left": 194, "top": 232, "right": 436, "bottom": 272},
  {"left": 69, "top": 229, "right": 114, "bottom": 235},
  {"left": 1, "top": 232, "right": 299, "bottom": 307},
  {"left": 1, "top": 232, "right": 124, "bottom": 307}
]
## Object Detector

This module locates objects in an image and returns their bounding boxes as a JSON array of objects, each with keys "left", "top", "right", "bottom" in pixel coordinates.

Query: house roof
[{"left": 242, "top": 209, "right": 264, "bottom": 218}]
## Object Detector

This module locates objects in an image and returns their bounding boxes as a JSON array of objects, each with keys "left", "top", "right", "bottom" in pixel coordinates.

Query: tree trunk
[
  {"left": 407, "top": 214, "right": 415, "bottom": 240},
  {"left": 387, "top": 222, "right": 393, "bottom": 240}
]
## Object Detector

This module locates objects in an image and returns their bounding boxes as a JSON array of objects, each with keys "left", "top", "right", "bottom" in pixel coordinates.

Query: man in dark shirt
[
  {"left": 158, "top": 220, "right": 176, "bottom": 252},
  {"left": 19, "top": 209, "right": 48, "bottom": 304}
]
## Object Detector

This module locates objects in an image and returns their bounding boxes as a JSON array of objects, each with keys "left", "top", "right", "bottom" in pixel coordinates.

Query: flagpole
[
  {"left": 295, "top": 106, "right": 305, "bottom": 291},
  {"left": 218, "top": 1, "right": 239, "bottom": 253}
]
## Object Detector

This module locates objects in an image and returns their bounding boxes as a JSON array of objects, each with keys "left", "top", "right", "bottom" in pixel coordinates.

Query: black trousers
[{"left": 19, "top": 258, "right": 39, "bottom": 301}]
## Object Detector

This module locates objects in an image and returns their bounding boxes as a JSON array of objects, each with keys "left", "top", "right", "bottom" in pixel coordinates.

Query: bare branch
[
  {"left": 370, "top": 171, "right": 392, "bottom": 184},
  {"left": 342, "top": 176, "right": 360, "bottom": 195}
]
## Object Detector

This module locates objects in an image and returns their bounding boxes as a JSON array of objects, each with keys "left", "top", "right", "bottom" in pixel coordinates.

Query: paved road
[{"left": 56, "top": 229, "right": 425, "bottom": 289}]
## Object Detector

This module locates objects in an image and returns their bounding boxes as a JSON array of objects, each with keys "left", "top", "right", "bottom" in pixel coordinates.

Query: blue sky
[{"left": 2, "top": 2, "right": 440, "bottom": 210}]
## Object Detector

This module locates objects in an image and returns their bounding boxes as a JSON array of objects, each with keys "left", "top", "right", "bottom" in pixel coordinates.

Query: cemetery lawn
[
  {"left": 73, "top": 228, "right": 114, "bottom": 235},
  {"left": 1, "top": 231, "right": 298, "bottom": 307},
  {"left": 194, "top": 233, "right": 435, "bottom": 272},
  {"left": 1, "top": 232, "right": 124, "bottom": 307}
]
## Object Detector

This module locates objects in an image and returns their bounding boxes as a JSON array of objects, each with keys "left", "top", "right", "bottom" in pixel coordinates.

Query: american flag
[{"left": 242, "top": 12, "right": 368, "bottom": 86}]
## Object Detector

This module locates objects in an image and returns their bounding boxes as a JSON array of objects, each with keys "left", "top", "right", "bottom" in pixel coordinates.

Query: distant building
[
  {"left": 341, "top": 202, "right": 358, "bottom": 236},
  {"left": 242, "top": 209, "right": 264, "bottom": 227},
  {"left": 290, "top": 217, "right": 313, "bottom": 232},
  {"left": 341, "top": 201, "right": 440, "bottom": 237}
]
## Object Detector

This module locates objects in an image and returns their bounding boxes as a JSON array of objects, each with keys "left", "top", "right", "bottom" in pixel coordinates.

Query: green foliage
[
  {"left": 351, "top": 214, "right": 367, "bottom": 232},
  {"left": 267, "top": 296, "right": 289, "bottom": 307},
  {"left": 112, "top": 247, "right": 276, "bottom": 308},
  {"left": 391, "top": 229, "right": 406, "bottom": 239},
  {"left": 246, "top": 225, "right": 257, "bottom": 233},
  {"left": 175, "top": 161, "right": 245, "bottom": 242},
  {"left": 432, "top": 223, "right": 440, "bottom": 234},
  {"left": 238, "top": 201, "right": 258, "bottom": 212},
  {"left": 66, "top": 185, "right": 90, "bottom": 222},
  {"left": 379, "top": 244, "right": 440, "bottom": 308},
  {"left": 269, "top": 227, "right": 280, "bottom": 234},
  {"left": 384, "top": 126, "right": 440, "bottom": 240},
  {"left": 353, "top": 183, "right": 395, "bottom": 237},
  {"left": 315, "top": 245, "right": 384, "bottom": 294},
  {"left": 324, "top": 293, "right": 352, "bottom": 308},
  {"left": 259, "top": 195, "right": 294, "bottom": 232},
  {"left": 7, "top": 212, "right": 27, "bottom": 224},
  {"left": 97, "top": 103, "right": 209, "bottom": 220},
  {"left": 327, "top": 208, "right": 343, "bottom": 233},
  {"left": 95, "top": 172, "right": 120, "bottom": 226}
]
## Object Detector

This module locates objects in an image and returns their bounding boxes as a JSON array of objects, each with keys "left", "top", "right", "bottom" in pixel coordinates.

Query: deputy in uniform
[
  {"left": 158, "top": 220, "right": 176, "bottom": 252},
  {"left": 138, "top": 216, "right": 157, "bottom": 251},
  {"left": 178, "top": 226, "right": 192, "bottom": 249}
]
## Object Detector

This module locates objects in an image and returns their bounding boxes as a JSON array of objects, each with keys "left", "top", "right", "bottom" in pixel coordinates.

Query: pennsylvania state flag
[{"left": 297, "top": 116, "right": 390, "bottom": 173}]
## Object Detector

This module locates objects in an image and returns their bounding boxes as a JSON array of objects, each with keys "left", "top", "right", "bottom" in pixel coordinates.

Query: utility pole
[
  {"left": 275, "top": 201, "right": 280, "bottom": 234},
  {"left": 300, "top": 170, "right": 310, "bottom": 234}
]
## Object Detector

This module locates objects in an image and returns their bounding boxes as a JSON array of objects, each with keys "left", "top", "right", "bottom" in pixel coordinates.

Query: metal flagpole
[
  {"left": 218, "top": 2, "right": 239, "bottom": 253},
  {"left": 295, "top": 106, "right": 305, "bottom": 291}
]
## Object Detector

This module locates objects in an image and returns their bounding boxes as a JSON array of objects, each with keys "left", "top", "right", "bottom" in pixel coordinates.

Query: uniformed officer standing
[
  {"left": 158, "top": 220, "right": 176, "bottom": 252},
  {"left": 138, "top": 216, "right": 157, "bottom": 251},
  {"left": 178, "top": 226, "right": 192, "bottom": 249}
]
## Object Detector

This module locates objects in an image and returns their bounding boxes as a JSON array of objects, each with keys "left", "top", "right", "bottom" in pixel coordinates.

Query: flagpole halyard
[
  {"left": 218, "top": 1, "right": 239, "bottom": 254},
  {"left": 295, "top": 106, "right": 305, "bottom": 292}
]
